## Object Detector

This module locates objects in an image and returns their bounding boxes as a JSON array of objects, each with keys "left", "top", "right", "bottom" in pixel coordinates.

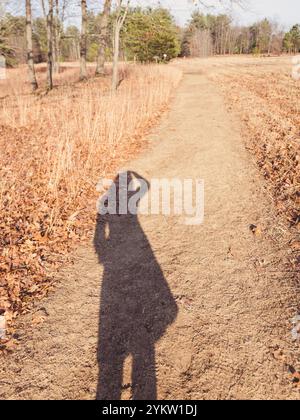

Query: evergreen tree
[
  {"left": 284, "top": 24, "right": 300, "bottom": 53},
  {"left": 122, "top": 7, "right": 180, "bottom": 62}
]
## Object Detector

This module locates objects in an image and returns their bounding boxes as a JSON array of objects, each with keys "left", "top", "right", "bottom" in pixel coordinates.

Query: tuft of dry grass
[{"left": 0, "top": 63, "right": 182, "bottom": 329}]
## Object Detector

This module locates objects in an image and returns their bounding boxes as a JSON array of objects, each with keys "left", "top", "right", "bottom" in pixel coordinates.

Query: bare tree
[
  {"left": 40, "top": 0, "right": 55, "bottom": 89},
  {"left": 52, "top": 0, "right": 59, "bottom": 73},
  {"left": 95, "top": 0, "right": 112, "bottom": 76},
  {"left": 0, "top": 0, "right": 8, "bottom": 18},
  {"left": 46, "top": 0, "right": 54, "bottom": 90},
  {"left": 26, "top": 0, "right": 38, "bottom": 91},
  {"left": 52, "top": 0, "right": 71, "bottom": 73},
  {"left": 80, "top": 0, "right": 87, "bottom": 80},
  {"left": 190, "top": 29, "right": 213, "bottom": 57},
  {"left": 112, "top": 0, "right": 130, "bottom": 91}
]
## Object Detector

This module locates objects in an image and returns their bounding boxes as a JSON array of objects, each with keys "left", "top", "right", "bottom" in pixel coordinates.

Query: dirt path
[{"left": 1, "top": 69, "right": 299, "bottom": 400}]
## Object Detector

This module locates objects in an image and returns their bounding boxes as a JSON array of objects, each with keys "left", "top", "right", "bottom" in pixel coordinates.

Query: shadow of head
[
  {"left": 98, "top": 170, "right": 150, "bottom": 214},
  {"left": 94, "top": 170, "right": 178, "bottom": 400}
]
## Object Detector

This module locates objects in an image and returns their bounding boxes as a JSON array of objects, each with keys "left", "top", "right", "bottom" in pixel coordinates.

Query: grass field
[
  {"left": 187, "top": 56, "right": 300, "bottom": 233},
  {"left": 1, "top": 56, "right": 300, "bottom": 399},
  {"left": 0, "top": 63, "right": 182, "bottom": 326},
  {"left": 213, "top": 56, "right": 299, "bottom": 232},
  {"left": 0, "top": 55, "right": 299, "bottom": 337}
]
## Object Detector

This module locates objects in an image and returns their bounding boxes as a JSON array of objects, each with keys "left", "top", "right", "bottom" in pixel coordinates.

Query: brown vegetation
[
  {"left": 213, "top": 56, "right": 299, "bottom": 233},
  {"left": 174, "top": 55, "right": 299, "bottom": 269},
  {"left": 0, "top": 63, "right": 182, "bottom": 333}
]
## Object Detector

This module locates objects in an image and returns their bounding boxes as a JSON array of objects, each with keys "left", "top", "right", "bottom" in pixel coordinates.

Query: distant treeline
[
  {"left": 1, "top": 7, "right": 300, "bottom": 66},
  {"left": 0, "top": 6, "right": 180, "bottom": 66},
  {"left": 182, "top": 12, "right": 300, "bottom": 57}
]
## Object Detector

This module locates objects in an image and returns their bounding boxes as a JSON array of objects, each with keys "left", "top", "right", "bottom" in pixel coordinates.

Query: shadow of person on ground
[{"left": 94, "top": 171, "right": 178, "bottom": 400}]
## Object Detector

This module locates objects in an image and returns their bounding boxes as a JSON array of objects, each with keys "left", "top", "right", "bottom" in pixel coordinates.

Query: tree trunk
[
  {"left": 46, "top": 0, "right": 54, "bottom": 90},
  {"left": 112, "top": 20, "right": 121, "bottom": 91},
  {"left": 111, "top": 1, "right": 129, "bottom": 92},
  {"left": 268, "top": 34, "right": 273, "bottom": 55},
  {"left": 80, "top": 0, "right": 87, "bottom": 80},
  {"left": 26, "top": 0, "right": 38, "bottom": 91},
  {"left": 96, "top": 0, "right": 111, "bottom": 76},
  {"left": 52, "top": 0, "right": 58, "bottom": 73},
  {"left": 52, "top": 19, "right": 57, "bottom": 72}
]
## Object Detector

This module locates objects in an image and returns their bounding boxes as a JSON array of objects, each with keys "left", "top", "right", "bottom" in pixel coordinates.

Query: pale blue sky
[
  {"left": 9, "top": 0, "right": 299, "bottom": 30},
  {"left": 150, "top": 0, "right": 300, "bottom": 29},
  {"left": 127, "top": 0, "right": 300, "bottom": 29}
]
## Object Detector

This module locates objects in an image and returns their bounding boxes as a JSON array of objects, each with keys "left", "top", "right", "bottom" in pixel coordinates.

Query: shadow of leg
[
  {"left": 97, "top": 352, "right": 124, "bottom": 400},
  {"left": 132, "top": 338, "right": 157, "bottom": 400}
]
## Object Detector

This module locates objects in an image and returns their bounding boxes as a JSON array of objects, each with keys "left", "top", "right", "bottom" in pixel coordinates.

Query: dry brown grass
[
  {"left": 199, "top": 56, "right": 299, "bottom": 232},
  {"left": 173, "top": 55, "right": 299, "bottom": 268},
  {"left": 0, "top": 63, "right": 182, "bottom": 328}
]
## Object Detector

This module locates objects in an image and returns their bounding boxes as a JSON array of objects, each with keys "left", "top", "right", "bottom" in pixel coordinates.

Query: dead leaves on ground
[
  {"left": 0, "top": 67, "right": 179, "bottom": 349},
  {"left": 288, "top": 365, "right": 300, "bottom": 389},
  {"left": 217, "top": 67, "right": 300, "bottom": 271},
  {"left": 218, "top": 69, "right": 300, "bottom": 232},
  {"left": 249, "top": 224, "right": 263, "bottom": 237}
]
